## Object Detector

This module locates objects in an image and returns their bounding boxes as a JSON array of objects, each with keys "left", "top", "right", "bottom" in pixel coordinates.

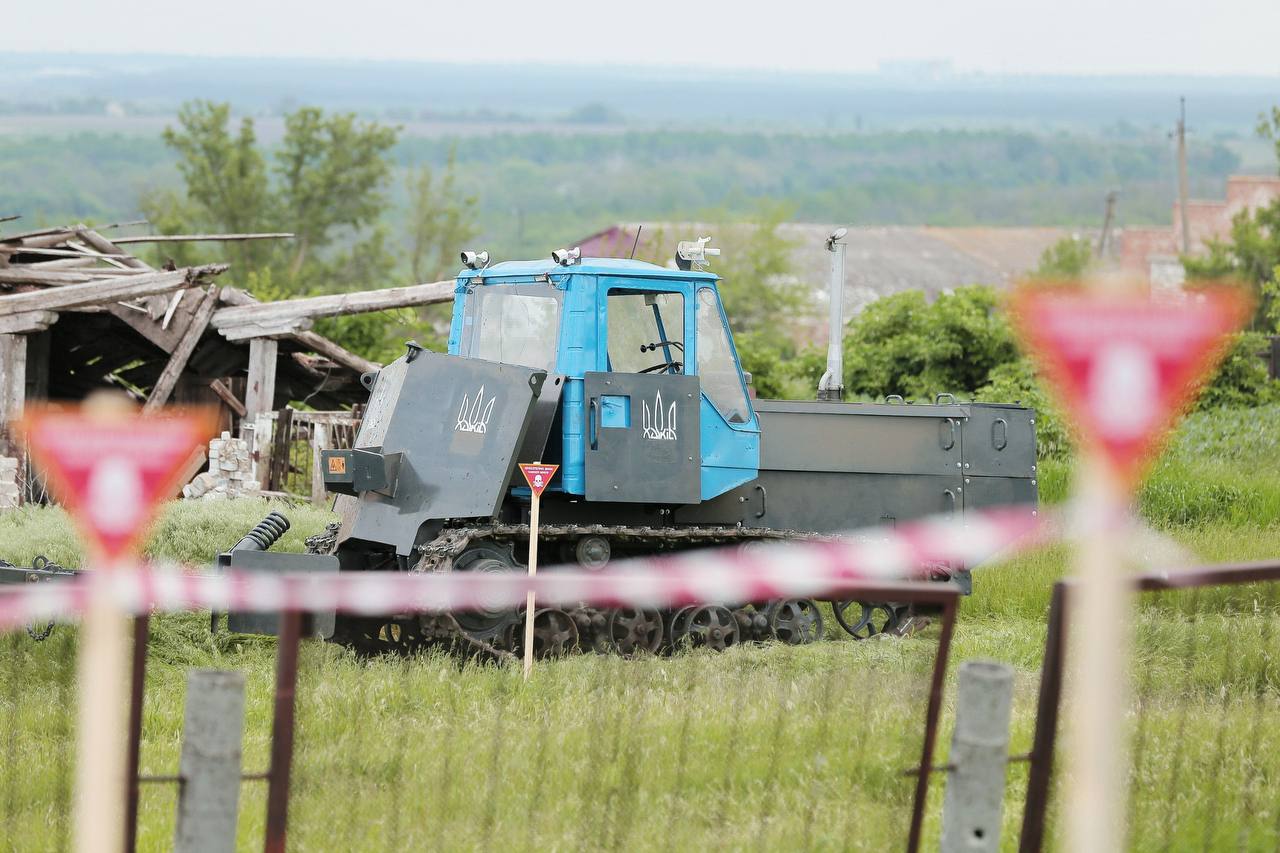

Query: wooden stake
[
  {"left": 74, "top": 563, "right": 131, "bottom": 853},
  {"left": 1066, "top": 455, "right": 1131, "bottom": 853},
  {"left": 523, "top": 492, "right": 541, "bottom": 681}
]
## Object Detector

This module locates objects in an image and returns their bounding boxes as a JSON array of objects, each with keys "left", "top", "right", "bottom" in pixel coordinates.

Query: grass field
[{"left": 2, "top": 404, "right": 1279, "bottom": 851}]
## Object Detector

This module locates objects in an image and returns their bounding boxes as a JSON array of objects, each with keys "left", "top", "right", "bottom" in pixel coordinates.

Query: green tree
[
  {"left": 159, "top": 101, "right": 275, "bottom": 275},
  {"left": 152, "top": 101, "right": 478, "bottom": 360},
  {"left": 275, "top": 107, "right": 398, "bottom": 279},
  {"left": 406, "top": 148, "right": 479, "bottom": 282}
]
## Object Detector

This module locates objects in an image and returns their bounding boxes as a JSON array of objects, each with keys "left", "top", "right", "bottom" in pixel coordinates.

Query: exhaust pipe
[{"left": 817, "top": 227, "right": 848, "bottom": 402}]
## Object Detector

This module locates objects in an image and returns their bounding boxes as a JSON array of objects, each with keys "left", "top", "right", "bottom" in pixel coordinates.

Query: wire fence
[
  {"left": 281, "top": 592, "right": 956, "bottom": 851},
  {"left": 1020, "top": 562, "right": 1280, "bottom": 852},
  {"left": 0, "top": 572, "right": 961, "bottom": 852}
]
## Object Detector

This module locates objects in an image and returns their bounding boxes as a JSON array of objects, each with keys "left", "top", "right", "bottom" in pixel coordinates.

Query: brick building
[{"left": 1120, "top": 175, "right": 1280, "bottom": 286}]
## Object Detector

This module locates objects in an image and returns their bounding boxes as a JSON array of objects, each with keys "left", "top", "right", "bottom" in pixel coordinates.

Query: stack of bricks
[
  {"left": 0, "top": 457, "right": 18, "bottom": 510},
  {"left": 183, "top": 432, "right": 261, "bottom": 500}
]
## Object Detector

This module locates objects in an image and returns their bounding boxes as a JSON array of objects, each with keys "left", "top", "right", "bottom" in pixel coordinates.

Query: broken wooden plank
[
  {"left": 73, "top": 229, "right": 151, "bottom": 270},
  {"left": 0, "top": 311, "right": 58, "bottom": 335},
  {"left": 0, "top": 265, "right": 226, "bottom": 314},
  {"left": 208, "top": 379, "right": 247, "bottom": 418},
  {"left": 210, "top": 280, "right": 454, "bottom": 329},
  {"left": 112, "top": 233, "right": 294, "bottom": 244},
  {"left": 143, "top": 286, "right": 222, "bottom": 412},
  {"left": 0, "top": 246, "right": 132, "bottom": 259},
  {"left": 0, "top": 228, "right": 75, "bottom": 247}
]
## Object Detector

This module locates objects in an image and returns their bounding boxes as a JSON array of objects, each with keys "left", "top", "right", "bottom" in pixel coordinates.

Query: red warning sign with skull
[{"left": 519, "top": 463, "right": 560, "bottom": 498}]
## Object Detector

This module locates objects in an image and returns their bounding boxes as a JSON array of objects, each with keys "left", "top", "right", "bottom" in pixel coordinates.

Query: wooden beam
[
  {"left": 0, "top": 267, "right": 139, "bottom": 286},
  {"left": 219, "top": 319, "right": 313, "bottom": 342},
  {"left": 292, "top": 330, "right": 379, "bottom": 375},
  {"left": 216, "top": 286, "right": 381, "bottom": 374},
  {"left": 143, "top": 286, "right": 221, "bottom": 412},
  {"left": 208, "top": 379, "right": 247, "bottom": 418},
  {"left": 244, "top": 338, "right": 278, "bottom": 421},
  {"left": 112, "top": 233, "right": 295, "bottom": 244},
  {"left": 0, "top": 311, "right": 58, "bottom": 335},
  {"left": 0, "top": 265, "right": 226, "bottom": 314},
  {"left": 211, "top": 280, "right": 454, "bottom": 329},
  {"left": 0, "top": 334, "right": 27, "bottom": 430}
]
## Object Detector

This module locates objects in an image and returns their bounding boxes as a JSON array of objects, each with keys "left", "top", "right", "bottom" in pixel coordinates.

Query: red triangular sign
[
  {"left": 1012, "top": 288, "right": 1248, "bottom": 490},
  {"left": 18, "top": 407, "right": 215, "bottom": 563},
  {"left": 519, "top": 463, "right": 559, "bottom": 499}
]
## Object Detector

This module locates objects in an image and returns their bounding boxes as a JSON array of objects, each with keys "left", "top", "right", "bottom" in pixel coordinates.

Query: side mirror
[{"left": 742, "top": 371, "right": 753, "bottom": 386}]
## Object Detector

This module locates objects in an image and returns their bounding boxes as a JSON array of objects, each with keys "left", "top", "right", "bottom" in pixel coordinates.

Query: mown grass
[{"left": 2, "top": 403, "right": 1279, "bottom": 851}]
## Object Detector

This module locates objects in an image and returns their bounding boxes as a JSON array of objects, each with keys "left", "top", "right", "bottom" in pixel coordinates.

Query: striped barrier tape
[{"left": 0, "top": 507, "right": 1044, "bottom": 633}]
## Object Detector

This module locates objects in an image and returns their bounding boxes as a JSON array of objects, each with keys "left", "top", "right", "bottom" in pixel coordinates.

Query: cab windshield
[{"left": 460, "top": 285, "right": 561, "bottom": 371}]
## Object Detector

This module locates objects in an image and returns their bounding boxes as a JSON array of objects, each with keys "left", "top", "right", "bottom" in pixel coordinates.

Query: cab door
[{"left": 583, "top": 283, "right": 701, "bottom": 503}]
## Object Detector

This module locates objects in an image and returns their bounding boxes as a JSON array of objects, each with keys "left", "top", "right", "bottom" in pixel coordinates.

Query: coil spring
[{"left": 241, "top": 511, "right": 291, "bottom": 551}]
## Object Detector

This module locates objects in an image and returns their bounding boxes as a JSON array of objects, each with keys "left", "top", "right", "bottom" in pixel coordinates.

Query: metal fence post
[
  {"left": 264, "top": 609, "right": 302, "bottom": 853},
  {"left": 1019, "top": 582, "right": 1069, "bottom": 853},
  {"left": 174, "top": 669, "right": 247, "bottom": 853},
  {"left": 123, "top": 614, "right": 149, "bottom": 853},
  {"left": 907, "top": 593, "right": 960, "bottom": 853},
  {"left": 941, "top": 660, "right": 1015, "bottom": 853}
]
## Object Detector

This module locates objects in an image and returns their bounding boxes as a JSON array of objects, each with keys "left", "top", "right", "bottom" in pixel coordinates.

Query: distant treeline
[{"left": 2, "top": 127, "right": 1242, "bottom": 257}]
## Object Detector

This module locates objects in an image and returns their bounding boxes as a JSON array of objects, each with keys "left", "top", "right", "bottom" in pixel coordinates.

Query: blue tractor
[{"left": 251, "top": 238, "right": 1037, "bottom": 656}]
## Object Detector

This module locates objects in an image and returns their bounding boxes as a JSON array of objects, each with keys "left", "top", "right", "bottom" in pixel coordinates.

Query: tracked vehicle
[{"left": 233, "top": 236, "right": 1038, "bottom": 657}]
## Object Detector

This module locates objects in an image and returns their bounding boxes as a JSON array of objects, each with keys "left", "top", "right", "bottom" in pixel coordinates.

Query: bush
[
  {"left": 842, "top": 285, "right": 1018, "bottom": 399},
  {"left": 1196, "top": 331, "right": 1280, "bottom": 410}
]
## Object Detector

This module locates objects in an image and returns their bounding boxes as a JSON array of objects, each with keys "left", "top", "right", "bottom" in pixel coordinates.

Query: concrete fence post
[
  {"left": 941, "top": 660, "right": 1015, "bottom": 853},
  {"left": 174, "top": 669, "right": 247, "bottom": 853}
]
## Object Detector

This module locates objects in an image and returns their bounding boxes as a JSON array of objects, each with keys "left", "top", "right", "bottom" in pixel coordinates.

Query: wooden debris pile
[{"left": 0, "top": 221, "right": 456, "bottom": 451}]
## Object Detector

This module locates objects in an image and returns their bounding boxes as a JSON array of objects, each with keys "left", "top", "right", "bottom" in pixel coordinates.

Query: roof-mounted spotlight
[
  {"left": 674, "top": 236, "right": 720, "bottom": 271},
  {"left": 461, "top": 250, "right": 490, "bottom": 270},
  {"left": 551, "top": 247, "right": 582, "bottom": 266},
  {"left": 825, "top": 227, "right": 848, "bottom": 251}
]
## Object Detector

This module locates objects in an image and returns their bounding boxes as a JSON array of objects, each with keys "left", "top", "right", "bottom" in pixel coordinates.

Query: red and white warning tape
[{"left": 0, "top": 507, "right": 1044, "bottom": 633}]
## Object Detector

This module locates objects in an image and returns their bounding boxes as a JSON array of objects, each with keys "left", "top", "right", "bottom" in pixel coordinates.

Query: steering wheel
[{"left": 640, "top": 361, "right": 682, "bottom": 374}]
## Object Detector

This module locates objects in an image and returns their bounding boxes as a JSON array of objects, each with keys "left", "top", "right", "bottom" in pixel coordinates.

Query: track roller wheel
[
  {"left": 667, "top": 606, "right": 697, "bottom": 650},
  {"left": 683, "top": 605, "right": 740, "bottom": 652},
  {"left": 832, "top": 600, "right": 899, "bottom": 640},
  {"left": 607, "top": 607, "right": 664, "bottom": 656},
  {"left": 766, "top": 598, "right": 824, "bottom": 644},
  {"left": 526, "top": 608, "right": 578, "bottom": 659}
]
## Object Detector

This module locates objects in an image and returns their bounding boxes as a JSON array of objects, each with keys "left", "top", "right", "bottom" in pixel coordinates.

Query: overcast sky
[{"left": 7, "top": 0, "right": 1280, "bottom": 76}]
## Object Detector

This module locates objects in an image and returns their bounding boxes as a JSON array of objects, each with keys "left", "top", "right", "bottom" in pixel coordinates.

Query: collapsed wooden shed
[{"left": 0, "top": 221, "right": 454, "bottom": 500}]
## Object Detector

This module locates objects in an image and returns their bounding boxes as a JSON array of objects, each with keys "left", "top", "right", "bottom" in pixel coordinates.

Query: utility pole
[
  {"left": 1097, "top": 190, "right": 1118, "bottom": 258},
  {"left": 1176, "top": 97, "right": 1192, "bottom": 254}
]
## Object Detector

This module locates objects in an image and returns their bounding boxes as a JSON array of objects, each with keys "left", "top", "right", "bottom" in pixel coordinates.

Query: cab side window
[
  {"left": 606, "top": 290, "right": 684, "bottom": 374},
  {"left": 696, "top": 288, "right": 751, "bottom": 424}
]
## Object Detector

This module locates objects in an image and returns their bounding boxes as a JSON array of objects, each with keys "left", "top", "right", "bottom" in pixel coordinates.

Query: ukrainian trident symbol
[
  {"left": 642, "top": 390, "right": 677, "bottom": 440},
  {"left": 455, "top": 386, "right": 496, "bottom": 434}
]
